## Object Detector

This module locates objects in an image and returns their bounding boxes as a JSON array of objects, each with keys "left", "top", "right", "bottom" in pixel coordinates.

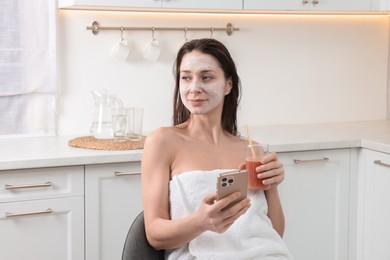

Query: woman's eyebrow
[{"left": 180, "top": 69, "right": 216, "bottom": 73}]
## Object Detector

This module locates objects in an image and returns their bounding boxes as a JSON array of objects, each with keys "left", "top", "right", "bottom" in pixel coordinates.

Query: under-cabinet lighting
[{"left": 58, "top": 6, "right": 390, "bottom": 16}]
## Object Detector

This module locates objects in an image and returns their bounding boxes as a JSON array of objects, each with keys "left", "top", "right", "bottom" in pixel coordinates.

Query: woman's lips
[{"left": 188, "top": 99, "right": 206, "bottom": 106}]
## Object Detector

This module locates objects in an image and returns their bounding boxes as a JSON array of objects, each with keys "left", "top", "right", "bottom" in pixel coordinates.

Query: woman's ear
[{"left": 225, "top": 79, "right": 233, "bottom": 95}]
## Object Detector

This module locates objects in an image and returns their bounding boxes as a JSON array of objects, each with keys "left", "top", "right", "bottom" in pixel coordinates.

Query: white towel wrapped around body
[{"left": 165, "top": 169, "right": 293, "bottom": 260}]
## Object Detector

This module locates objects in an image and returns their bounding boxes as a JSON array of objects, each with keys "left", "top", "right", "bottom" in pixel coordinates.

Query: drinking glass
[
  {"left": 112, "top": 107, "right": 128, "bottom": 142},
  {"left": 127, "top": 107, "right": 143, "bottom": 141},
  {"left": 245, "top": 143, "right": 270, "bottom": 190}
]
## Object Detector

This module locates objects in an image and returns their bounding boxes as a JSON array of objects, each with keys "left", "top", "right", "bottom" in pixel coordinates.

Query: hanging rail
[{"left": 86, "top": 21, "right": 239, "bottom": 36}]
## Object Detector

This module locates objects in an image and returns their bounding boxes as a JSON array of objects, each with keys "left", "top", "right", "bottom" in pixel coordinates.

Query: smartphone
[{"left": 216, "top": 170, "right": 248, "bottom": 209}]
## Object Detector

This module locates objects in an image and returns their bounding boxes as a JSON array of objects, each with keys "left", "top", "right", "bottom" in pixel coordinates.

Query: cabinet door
[
  {"left": 278, "top": 149, "right": 350, "bottom": 260},
  {"left": 85, "top": 162, "right": 143, "bottom": 260},
  {"left": 308, "top": 0, "right": 370, "bottom": 11},
  {"left": 362, "top": 150, "right": 390, "bottom": 260},
  {"left": 0, "top": 197, "right": 84, "bottom": 260},
  {"left": 162, "top": 0, "right": 242, "bottom": 10},
  {"left": 58, "top": 0, "right": 161, "bottom": 9},
  {"left": 244, "top": 0, "right": 309, "bottom": 11},
  {"left": 244, "top": 0, "right": 370, "bottom": 11},
  {"left": 371, "top": 0, "right": 390, "bottom": 10}
]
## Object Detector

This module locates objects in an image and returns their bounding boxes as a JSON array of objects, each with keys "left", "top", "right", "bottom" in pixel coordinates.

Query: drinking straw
[{"left": 244, "top": 124, "right": 256, "bottom": 159}]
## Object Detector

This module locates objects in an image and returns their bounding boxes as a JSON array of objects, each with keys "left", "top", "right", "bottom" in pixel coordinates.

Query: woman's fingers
[
  {"left": 203, "top": 192, "right": 217, "bottom": 204},
  {"left": 212, "top": 196, "right": 251, "bottom": 233},
  {"left": 257, "top": 152, "right": 285, "bottom": 186},
  {"left": 238, "top": 163, "right": 246, "bottom": 171},
  {"left": 201, "top": 191, "right": 251, "bottom": 233}
]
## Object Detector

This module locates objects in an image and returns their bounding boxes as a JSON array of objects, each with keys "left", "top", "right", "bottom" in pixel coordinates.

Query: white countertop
[
  {"left": 0, "top": 135, "right": 143, "bottom": 171},
  {"left": 1, "top": 120, "right": 389, "bottom": 171},
  {"left": 245, "top": 120, "right": 390, "bottom": 153}
]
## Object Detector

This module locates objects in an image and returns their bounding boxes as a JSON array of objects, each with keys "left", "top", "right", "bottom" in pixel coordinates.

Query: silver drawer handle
[
  {"left": 6, "top": 208, "right": 53, "bottom": 218},
  {"left": 374, "top": 160, "right": 390, "bottom": 168},
  {"left": 114, "top": 171, "right": 141, "bottom": 176},
  {"left": 293, "top": 157, "right": 329, "bottom": 164},
  {"left": 312, "top": 0, "right": 319, "bottom": 4},
  {"left": 5, "top": 181, "right": 52, "bottom": 190}
]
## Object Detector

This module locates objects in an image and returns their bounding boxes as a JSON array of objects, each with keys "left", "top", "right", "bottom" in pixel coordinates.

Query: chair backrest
[{"left": 122, "top": 211, "right": 165, "bottom": 260}]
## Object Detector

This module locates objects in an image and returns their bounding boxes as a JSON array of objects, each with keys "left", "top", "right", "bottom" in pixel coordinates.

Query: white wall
[{"left": 57, "top": 11, "right": 389, "bottom": 135}]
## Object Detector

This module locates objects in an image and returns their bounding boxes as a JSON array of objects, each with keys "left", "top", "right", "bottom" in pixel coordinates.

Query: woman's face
[{"left": 179, "top": 50, "right": 232, "bottom": 115}]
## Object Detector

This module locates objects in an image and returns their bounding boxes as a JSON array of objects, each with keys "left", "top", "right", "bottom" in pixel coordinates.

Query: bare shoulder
[{"left": 143, "top": 126, "right": 184, "bottom": 154}]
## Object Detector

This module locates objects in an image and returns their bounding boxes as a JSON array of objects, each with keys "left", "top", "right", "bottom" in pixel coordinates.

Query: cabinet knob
[
  {"left": 312, "top": 0, "right": 319, "bottom": 4},
  {"left": 302, "top": 0, "right": 309, "bottom": 4}
]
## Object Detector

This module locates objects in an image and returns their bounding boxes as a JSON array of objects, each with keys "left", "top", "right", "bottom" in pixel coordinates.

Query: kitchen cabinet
[
  {"left": 371, "top": 0, "right": 390, "bottom": 10},
  {"left": 278, "top": 149, "right": 351, "bottom": 260},
  {"left": 161, "top": 0, "right": 242, "bottom": 10},
  {"left": 0, "top": 166, "right": 84, "bottom": 260},
  {"left": 85, "top": 162, "right": 143, "bottom": 260},
  {"left": 59, "top": 0, "right": 242, "bottom": 10},
  {"left": 58, "top": 0, "right": 161, "bottom": 9},
  {"left": 243, "top": 0, "right": 371, "bottom": 11},
  {"left": 59, "top": 0, "right": 386, "bottom": 11},
  {"left": 360, "top": 149, "right": 390, "bottom": 260},
  {"left": 371, "top": 0, "right": 390, "bottom": 11}
]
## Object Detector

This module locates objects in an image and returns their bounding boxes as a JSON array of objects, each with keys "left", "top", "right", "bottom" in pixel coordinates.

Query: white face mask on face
[{"left": 179, "top": 51, "right": 232, "bottom": 115}]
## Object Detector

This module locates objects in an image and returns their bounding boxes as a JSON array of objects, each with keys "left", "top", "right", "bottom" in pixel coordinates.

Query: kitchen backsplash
[{"left": 57, "top": 10, "right": 389, "bottom": 135}]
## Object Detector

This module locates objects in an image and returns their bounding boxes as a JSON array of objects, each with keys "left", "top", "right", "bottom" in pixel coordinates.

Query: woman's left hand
[
  {"left": 239, "top": 152, "right": 285, "bottom": 188},
  {"left": 258, "top": 152, "right": 285, "bottom": 187}
]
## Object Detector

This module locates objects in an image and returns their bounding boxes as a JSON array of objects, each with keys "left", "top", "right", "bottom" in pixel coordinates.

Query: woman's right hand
[{"left": 195, "top": 192, "right": 251, "bottom": 234}]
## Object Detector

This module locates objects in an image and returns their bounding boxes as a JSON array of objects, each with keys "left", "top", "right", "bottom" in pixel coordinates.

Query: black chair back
[{"left": 122, "top": 211, "right": 165, "bottom": 260}]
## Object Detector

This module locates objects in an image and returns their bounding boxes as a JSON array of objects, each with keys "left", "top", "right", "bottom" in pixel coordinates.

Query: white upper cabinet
[
  {"left": 243, "top": 0, "right": 372, "bottom": 11},
  {"left": 161, "top": 0, "right": 242, "bottom": 10},
  {"left": 59, "top": 0, "right": 387, "bottom": 11},
  {"left": 244, "top": 0, "right": 307, "bottom": 11},
  {"left": 58, "top": 0, "right": 162, "bottom": 9},
  {"left": 371, "top": 0, "right": 390, "bottom": 10},
  {"left": 59, "top": 0, "right": 242, "bottom": 9}
]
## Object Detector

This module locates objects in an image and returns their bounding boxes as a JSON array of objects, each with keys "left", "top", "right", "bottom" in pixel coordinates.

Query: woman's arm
[
  {"left": 141, "top": 128, "right": 251, "bottom": 250},
  {"left": 264, "top": 186, "right": 285, "bottom": 237},
  {"left": 258, "top": 152, "right": 286, "bottom": 237},
  {"left": 142, "top": 128, "right": 200, "bottom": 249}
]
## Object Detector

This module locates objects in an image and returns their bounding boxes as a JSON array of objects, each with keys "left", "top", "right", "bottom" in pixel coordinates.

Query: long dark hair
[{"left": 172, "top": 38, "right": 241, "bottom": 135}]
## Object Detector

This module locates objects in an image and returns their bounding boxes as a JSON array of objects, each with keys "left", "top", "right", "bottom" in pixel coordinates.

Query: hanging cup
[
  {"left": 143, "top": 27, "right": 161, "bottom": 61},
  {"left": 111, "top": 27, "right": 131, "bottom": 61}
]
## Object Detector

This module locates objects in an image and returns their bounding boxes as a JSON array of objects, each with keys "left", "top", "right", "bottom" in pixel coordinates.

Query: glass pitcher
[{"left": 90, "top": 90, "right": 123, "bottom": 139}]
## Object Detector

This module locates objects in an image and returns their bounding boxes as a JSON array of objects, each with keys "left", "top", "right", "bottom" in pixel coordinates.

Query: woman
[{"left": 141, "top": 38, "right": 292, "bottom": 259}]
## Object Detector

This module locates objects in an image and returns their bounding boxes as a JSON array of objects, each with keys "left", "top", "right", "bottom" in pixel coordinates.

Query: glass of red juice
[{"left": 245, "top": 143, "right": 270, "bottom": 190}]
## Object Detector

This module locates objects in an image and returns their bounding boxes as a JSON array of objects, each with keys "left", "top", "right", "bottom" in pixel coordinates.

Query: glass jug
[{"left": 90, "top": 90, "right": 123, "bottom": 139}]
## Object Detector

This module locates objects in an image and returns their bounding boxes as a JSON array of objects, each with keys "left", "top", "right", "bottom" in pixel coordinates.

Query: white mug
[
  {"left": 143, "top": 39, "right": 161, "bottom": 61},
  {"left": 111, "top": 39, "right": 131, "bottom": 61}
]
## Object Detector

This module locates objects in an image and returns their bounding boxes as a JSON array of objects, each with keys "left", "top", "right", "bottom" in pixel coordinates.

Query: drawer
[
  {"left": 0, "top": 166, "right": 84, "bottom": 203},
  {"left": 0, "top": 196, "right": 84, "bottom": 260}
]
